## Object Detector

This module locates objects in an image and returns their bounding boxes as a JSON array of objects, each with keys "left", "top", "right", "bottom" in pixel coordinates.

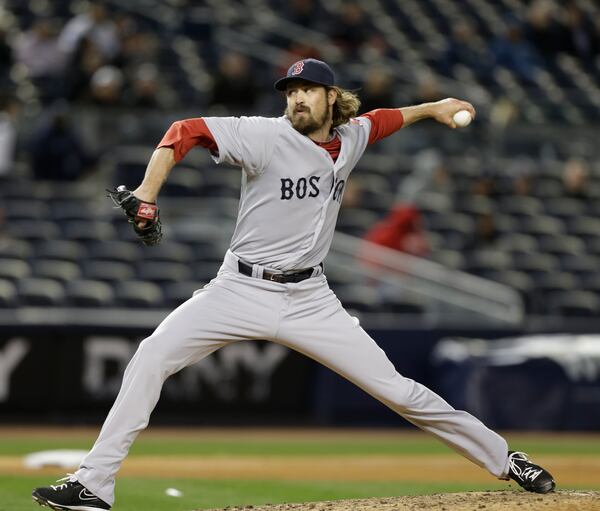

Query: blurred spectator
[
  {"left": 465, "top": 212, "right": 499, "bottom": 250},
  {"left": 363, "top": 204, "right": 430, "bottom": 258},
  {"left": 558, "top": 1, "right": 598, "bottom": 62},
  {"left": 562, "top": 157, "right": 589, "bottom": 199},
  {"left": 14, "top": 18, "right": 66, "bottom": 79},
  {"left": 0, "top": 28, "right": 13, "bottom": 85},
  {"left": 281, "top": 0, "right": 325, "bottom": 29},
  {"left": 118, "top": 19, "right": 159, "bottom": 68},
  {"left": 89, "top": 65, "right": 124, "bottom": 106},
  {"left": 471, "top": 167, "right": 500, "bottom": 198},
  {"left": 211, "top": 52, "right": 258, "bottom": 113},
  {"left": 58, "top": 1, "right": 120, "bottom": 62},
  {"left": 0, "top": 92, "right": 18, "bottom": 178},
  {"left": 14, "top": 18, "right": 67, "bottom": 102},
  {"left": 66, "top": 36, "right": 106, "bottom": 101},
  {"left": 340, "top": 179, "right": 363, "bottom": 209},
  {"left": 440, "top": 19, "right": 494, "bottom": 80},
  {"left": 29, "top": 103, "right": 95, "bottom": 181},
  {"left": 359, "top": 67, "right": 394, "bottom": 113},
  {"left": 491, "top": 18, "right": 542, "bottom": 83},
  {"left": 413, "top": 72, "right": 445, "bottom": 104},
  {"left": 525, "top": 0, "right": 563, "bottom": 56},
  {"left": 489, "top": 96, "right": 520, "bottom": 129},
  {"left": 509, "top": 158, "right": 536, "bottom": 196},
  {"left": 125, "top": 63, "right": 163, "bottom": 108},
  {"left": 359, "top": 34, "right": 395, "bottom": 62},
  {"left": 396, "top": 149, "right": 453, "bottom": 205},
  {"left": 330, "top": 3, "right": 370, "bottom": 56}
]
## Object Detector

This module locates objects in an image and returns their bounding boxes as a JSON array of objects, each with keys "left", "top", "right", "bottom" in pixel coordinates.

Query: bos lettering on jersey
[
  {"left": 202, "top": 115, "right": 371, "bottom": 269},
  {"left": 280, "top": 176, "right": 320, "bottom": 200},
  {"left": 279, "top": 176, "right": 345, "bottom": 203}
]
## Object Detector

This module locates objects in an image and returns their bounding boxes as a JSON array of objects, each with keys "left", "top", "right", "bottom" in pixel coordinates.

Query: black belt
[{"left": 238, "top": 260, "right": 322, "bottom": 283}]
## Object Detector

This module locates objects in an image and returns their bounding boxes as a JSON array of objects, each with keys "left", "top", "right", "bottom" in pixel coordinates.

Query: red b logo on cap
[{"left": 291, "top": 60, "right": 304, "bottom": 76}]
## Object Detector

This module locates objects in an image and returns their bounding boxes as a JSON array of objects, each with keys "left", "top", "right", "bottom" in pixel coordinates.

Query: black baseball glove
[{"left": 106, "top": 185, "right": 163, "bottom": 246}]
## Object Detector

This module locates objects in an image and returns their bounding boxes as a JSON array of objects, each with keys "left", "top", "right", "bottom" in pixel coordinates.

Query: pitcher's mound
[{"left": 204, "top": 490, "right": 600, "bottom": 511}]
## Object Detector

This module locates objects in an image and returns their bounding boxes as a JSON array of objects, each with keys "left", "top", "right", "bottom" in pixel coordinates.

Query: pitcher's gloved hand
[{"left": 106, "top": 185, "right": 163, "bottom": 246}]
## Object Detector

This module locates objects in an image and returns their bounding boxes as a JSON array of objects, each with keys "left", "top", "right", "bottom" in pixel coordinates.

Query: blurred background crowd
[{"left": 1, "top": 0, "right": 600, "bottom": 321}]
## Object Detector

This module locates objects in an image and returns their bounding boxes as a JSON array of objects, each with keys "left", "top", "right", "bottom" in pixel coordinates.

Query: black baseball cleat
[
  {"left": 32, "top": 474, "right": 111, "bottom": 510},
  {"left": 507, "top": 451, "right": 556, "bottom": 494}
]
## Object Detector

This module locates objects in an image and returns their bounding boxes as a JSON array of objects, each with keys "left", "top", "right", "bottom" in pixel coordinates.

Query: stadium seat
[
  {"left": 0, "top": 239, "right": 32, "bottom": 260},
  {"left": 0, "top": 259, "right": 31, "bottom": 281},
  {"left": 334, "top": 284, "right": 382, "bottom": 313},
  {"left": 466, "top": 249, "right": 513, "bottom": 275},
  {"left": 137, "top": 261, "right": 193, "bottom": 283},
  {"left": 537, "top": 235, "right": 586, "bottom": 257},
  {"left": 513, "top": 253, "right": 560, "bottom": 276},
  {"left": 561, "top": 254, "right": 600, "bottom": 277},
  {"left": 193, "top": 262, "right": 224, "bottom": 282},
  {"left": 496, "top": 234, "right": 539, "bottom": 254},
  {"left": 549, "top": 291, "right": 600, "bottom": 317},
  {"left": 82, "top": 261, "right": 136, "bottom": 283},
  {"left": 533, "top": 272, "right": 580, "bottom": 295},
  {"left": 383, "top": 293, "right": 426, "bottom": 314},
  {"left": 62, "top": 221, "right": 117, "bottom": 242},
  {"left": 17, "top": 278, "right": 65, "bottom": 306},
  {"left": 65, "top": 280, "right": 115, "bottom": 307},
  {"left": 163, "top": 281, "right": 207, "bottom": 308},
  {"left": 4, "top": 199, "right": 50, "bottom": 220},
  {"left": 51, "top": 200, "right": 111, "bottom": 222},
  {"left": 427, "top": 249, "right": 466, "bottom": 270},
  {"left": 114, "top": 281, "right": 164, "bottom": 308},
  {"left": 139, "top": 242, "right": 193, "bottom": 264},
  {"left": 7, "top": 220, "right": 60, "bottom": 241},
  {"left": 520, "top": 216, "right": 565, "bottom": 237},
  {"left": 0, "top": 279, "right": 17, "bottom": 307},
  {"left": 34, "top": 240, "right": 87, "bottom": 262},
  {"left": 32, "top": 259, "right": 81, "bottom": 282},
  {"left": 84, "top": 241, "right": 140, "bottom": 263}
]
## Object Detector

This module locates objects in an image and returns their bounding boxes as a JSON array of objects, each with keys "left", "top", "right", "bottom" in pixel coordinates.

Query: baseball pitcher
[{"left": 33, "top": 59, "right": 555, "bottom": 511}]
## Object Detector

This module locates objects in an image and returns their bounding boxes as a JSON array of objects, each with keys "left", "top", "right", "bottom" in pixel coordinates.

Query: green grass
[
  {"left": 1, "top": 435, "right": 600, "bottom": 457},
  {"left": 2, "top": 475, "right": 510, "bottom": 511},
  {"left": 1, "top": 432, "right": 599, "bottom": 511}
]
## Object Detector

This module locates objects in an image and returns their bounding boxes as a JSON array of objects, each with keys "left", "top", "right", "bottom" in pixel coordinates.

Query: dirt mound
[{"left": 203, "top": 490, "right": 600, "bottom": 511}]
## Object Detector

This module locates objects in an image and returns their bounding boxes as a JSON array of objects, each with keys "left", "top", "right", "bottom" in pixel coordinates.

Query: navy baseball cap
[{"left": 274, "top": 58, "right": 336, "bottom": 91}]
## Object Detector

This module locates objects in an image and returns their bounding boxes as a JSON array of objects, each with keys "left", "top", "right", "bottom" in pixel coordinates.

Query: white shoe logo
[{"left": 79, "top": 489, "right": 98, "bottom": 501}]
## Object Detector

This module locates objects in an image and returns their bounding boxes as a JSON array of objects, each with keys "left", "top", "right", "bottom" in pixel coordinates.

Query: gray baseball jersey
[
  {"left": 74, "top": 114, "right": 511, "bottom": 507},
  {"left": 204, "top": 115, "right": 370, "bottom": 269}
]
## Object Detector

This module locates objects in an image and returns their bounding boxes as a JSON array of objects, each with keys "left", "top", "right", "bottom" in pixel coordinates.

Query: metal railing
[{"left": 330, "top": 232, "right": 525, "bottom": 325}]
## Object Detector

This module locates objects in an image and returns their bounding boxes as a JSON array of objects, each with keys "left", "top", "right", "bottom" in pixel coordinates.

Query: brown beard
[{"left": 286, "top": 103, "right": 330, "bottom": 135}]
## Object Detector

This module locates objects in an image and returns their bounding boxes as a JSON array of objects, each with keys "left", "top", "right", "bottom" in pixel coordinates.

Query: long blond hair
[{"left": 330, "top": 86, "right": 361, "bottom": 127}]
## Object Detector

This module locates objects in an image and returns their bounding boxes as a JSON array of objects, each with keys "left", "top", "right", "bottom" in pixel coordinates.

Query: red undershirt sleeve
[
  {"left": 360, "top": 109, "right": 404, "bottom": 145},
  {"left": 157, "top": 118, "right": 218, "bottom": 162}
]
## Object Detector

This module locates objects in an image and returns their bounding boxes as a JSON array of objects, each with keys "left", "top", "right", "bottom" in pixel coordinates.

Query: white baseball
[{"left": 452, "top": 110, "right": 472, "bottom": 127}]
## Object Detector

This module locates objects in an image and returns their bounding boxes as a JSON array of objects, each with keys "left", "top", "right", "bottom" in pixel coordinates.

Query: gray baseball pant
[{"left": 75, "top": 250, "right": 509, "bottom": 506}]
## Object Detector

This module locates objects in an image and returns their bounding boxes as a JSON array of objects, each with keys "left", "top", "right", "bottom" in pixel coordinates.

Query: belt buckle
[{"left": 266, "top": 272, "right": 286, "bottom": 283}]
